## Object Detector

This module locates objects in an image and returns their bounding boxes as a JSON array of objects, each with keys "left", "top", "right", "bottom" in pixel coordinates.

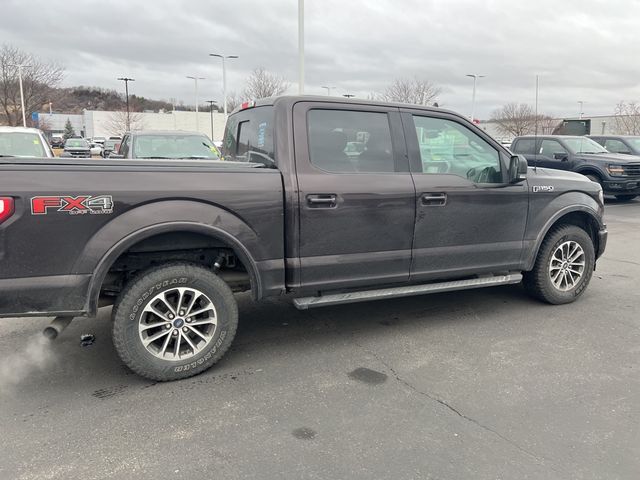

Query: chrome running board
[{"left": 293, "top": 273, "right": 523, "bottom": 310}]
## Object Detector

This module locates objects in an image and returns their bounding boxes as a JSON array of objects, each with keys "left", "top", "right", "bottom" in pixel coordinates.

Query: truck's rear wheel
[
  {"left": 112, "top": 263, "right": 238, "bottom": 381},
  {"left": 523, "top": 225, "right": 595, "bottom": 304}
]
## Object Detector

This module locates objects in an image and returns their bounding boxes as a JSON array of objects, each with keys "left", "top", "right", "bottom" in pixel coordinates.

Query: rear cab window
[{"left": 222, "top": 106, "right": 275, "bottom": 167}]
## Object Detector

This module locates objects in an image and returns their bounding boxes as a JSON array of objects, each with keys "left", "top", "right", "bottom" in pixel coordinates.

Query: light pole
[
  {"left": 209, "top": 54, "right": 238, "bottom": 117},
  {"left": 298, "top": 0, "right": 304, "bottom": 94},
  {"left": 187, "top": 75, "right": 205, "bottom": 131},
  {"left": 206, "top": 100, "right": 217, "bottom": 141},
  {"left": 321, "top": 86, "right": 335, "bottom": 96},
  {"left": 117, "top": 77, "right": 135, "bottom": 131},
  {"left": 466, "top": 74, "right": 485, "bottom": 122},
  {"left": 9, "top": 63, "right": 30, "bottom": 127},
  {"left": 578, "top": 101, "right": 585, "bottom": 119}
]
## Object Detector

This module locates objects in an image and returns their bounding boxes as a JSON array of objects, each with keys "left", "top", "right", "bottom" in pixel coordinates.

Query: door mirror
[
  {"left": 553, "top": 152, "right": 568, "bottom": 161},
  {"left": 509, "top": 155, "right": 528, "bottom": 183}
]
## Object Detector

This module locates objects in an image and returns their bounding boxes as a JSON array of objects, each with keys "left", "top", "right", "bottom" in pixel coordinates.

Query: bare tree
[
  {"left": 0, "top": 44, "right": 64, "bottom": 126},
  {"left": 378, "top": 77, "right": 441, "bottom": 105},
  {"left": 242, "top": 67, "right": 289, "bottom": 99},
  {"left": 613, "top": 101, "right": 640, "bottom": 135},
  {"left": 537, "top": 115, "right": 561, "bottom": 135},
  {"left": 490, "top": 103, "right": 539, "bottom": 137},
  {"left": 106, "top": 111, "right": 144, "bottom": 137},
  {"left": 225, "top": 91, "right": 243, "bottom": 113}
]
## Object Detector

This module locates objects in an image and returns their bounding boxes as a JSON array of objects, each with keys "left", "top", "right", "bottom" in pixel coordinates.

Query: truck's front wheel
[
  {"left": 523, "top": 225, "right": 595, "bottom": 304},
  {"left": 112, "top": 263, "right": 238, "bottom": 381}
]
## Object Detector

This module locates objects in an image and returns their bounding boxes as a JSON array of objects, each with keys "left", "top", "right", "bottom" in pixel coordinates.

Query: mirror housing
[{"left": 509, "top": 155, "right": 528, "bottom": 183}]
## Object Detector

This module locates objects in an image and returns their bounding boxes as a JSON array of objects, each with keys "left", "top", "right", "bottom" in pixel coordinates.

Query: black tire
[
  {"left": 615, "top": 194, "right": 637, "bottom": 202},
  {"left": 112, "top": 263, "right": 238, "bottom": 381},
  {"left": 523, "top": 225, "right": 595, "bottom": 305}
]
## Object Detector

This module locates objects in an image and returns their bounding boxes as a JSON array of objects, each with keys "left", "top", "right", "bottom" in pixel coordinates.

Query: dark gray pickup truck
[
  {"left": 0, "top": 96, "right": 607, "bottom": 381},
  {"left": 511, "top": 135, "right": 640, "bottom": 201}
]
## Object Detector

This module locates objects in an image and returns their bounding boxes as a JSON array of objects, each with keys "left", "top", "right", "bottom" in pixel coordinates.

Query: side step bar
[{"left": 293, "top": 273, "right": 523, "bottom": 310}]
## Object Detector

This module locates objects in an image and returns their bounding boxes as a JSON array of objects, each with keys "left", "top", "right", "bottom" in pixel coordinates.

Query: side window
[
  {"left": 412, "top": 115, "right": 502, "bottom": 183},
  {"left": 221, "top": 106, "right": 275, "bottom": 165},
  {"left": 307, "top": 109, "right": 395, "bottom": 173},
  {"left": 539, "top": 140, "right": 566, "bottom": 158},
  {"left": 604, "top": 139, "right": 630, "bottom": 154},
  {"left": 512, "top": 138, "right": 536, "bottom": 155}
]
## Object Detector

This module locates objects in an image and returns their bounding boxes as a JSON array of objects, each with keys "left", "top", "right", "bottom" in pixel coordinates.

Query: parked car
[
  {"left": 0, "top": 126, "right": 54, "bottom": 158},
  {"left": 50, "top": 135, "right": 64, "bottom": 148},
  {"left": 101, "top": 139, "right": 119, "bottom": 158},
  {"left": 511, "top": 135, "right": 640, "bottom": 201},
  {"left": 0, "top": 96, "right": 607, "bottom": 381},
  {"left": 90, "top": 142, "right": 103, "bottom": 156},
  {"left": 92, "top": 136, "right": 106, "bottom": 145},
  {"left": 61, "top": 138, "right": 92, "bottom": 158},
  {"left": 110, "top": 130, "right": 221, "bottom": 160},
  {"left": 588, "top": 135, "right": 640, "bottom": 156}
]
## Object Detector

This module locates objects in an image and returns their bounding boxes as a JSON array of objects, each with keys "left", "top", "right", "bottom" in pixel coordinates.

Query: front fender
[{"left": 523, "top": 191, "right": 604, "bottom": 270}]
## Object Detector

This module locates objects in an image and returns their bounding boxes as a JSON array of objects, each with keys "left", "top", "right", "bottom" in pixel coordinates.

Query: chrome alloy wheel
[
  {"left": 549, "top": 241, "right": 586, "bottom": 292},
  {"left": 138, "top": 287, "right": 217, "bottom": 361}
]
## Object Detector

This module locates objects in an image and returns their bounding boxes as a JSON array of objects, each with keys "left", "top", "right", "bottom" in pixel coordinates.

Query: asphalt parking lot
[{"left": 1, "top": 199, "right": 638, "bottom": 480}]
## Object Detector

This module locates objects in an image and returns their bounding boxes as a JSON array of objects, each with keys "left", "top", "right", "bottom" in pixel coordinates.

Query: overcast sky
[{"left": 1, "top": 0, "right": 639, "bottom": 119}]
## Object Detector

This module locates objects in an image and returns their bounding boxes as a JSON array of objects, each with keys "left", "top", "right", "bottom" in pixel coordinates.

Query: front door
[
  {"left": 537, "top": 138, "right": 573, "bottom": 170},
  {"left": 401, "top": 110, "right": 528, "bottom": 281},
  {"left": 293, "top": 102, "right": 416, "bottom": 291}
]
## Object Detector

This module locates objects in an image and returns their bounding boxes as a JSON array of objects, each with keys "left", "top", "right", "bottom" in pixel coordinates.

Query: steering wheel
[{"left": 466, "top": 166, "right": 496, "bottom": 183}]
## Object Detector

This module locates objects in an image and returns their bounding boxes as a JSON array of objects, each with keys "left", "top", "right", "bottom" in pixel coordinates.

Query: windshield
[
  {"left": 625, "top": 137, "right": 640, "bottom": 149},
  {"left": 133, "top": 134, "right": 220, "bottom": 159},
  {"left": 562, "top": 137, "right": 608, "bottom": 154},
  {"left": 65, "top": 139, "right": 89, "bottom": 148},
  {"left": 104, "top": 140, "right": 118, "bottom": 149},
  {"left": 0, "top": 132, "right": 47, "bottom": 157}
]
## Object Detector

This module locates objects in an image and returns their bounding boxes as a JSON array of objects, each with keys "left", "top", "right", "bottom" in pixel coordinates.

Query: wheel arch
[
  {"left": 525, "top": 206, "right": 603, "bottom": 271},
  {"left": 85, "top": 222, "right": 262, "bottom": 316}
]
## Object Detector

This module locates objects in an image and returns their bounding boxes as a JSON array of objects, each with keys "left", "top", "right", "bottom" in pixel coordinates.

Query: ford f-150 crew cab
[{"left": 0, "top": 96, "right": 607, "bottom": 381}]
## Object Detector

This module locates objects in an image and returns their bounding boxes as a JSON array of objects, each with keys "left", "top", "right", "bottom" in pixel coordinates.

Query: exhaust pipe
[{"left": 43, "top": 316, "right": 73, "bottom": 340}]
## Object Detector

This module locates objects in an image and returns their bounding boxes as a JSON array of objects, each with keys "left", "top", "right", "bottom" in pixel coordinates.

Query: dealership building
[{"left": 36, "top": 109, "right": 228, "bottom": 141}]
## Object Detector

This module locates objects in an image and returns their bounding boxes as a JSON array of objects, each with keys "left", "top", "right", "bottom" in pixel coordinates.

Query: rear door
[
  {"left": 402, "top": 110, "right": 528, "bottom": 280},
  {"left": 293, "top": 102, "right": 416, "bottom": 291}
]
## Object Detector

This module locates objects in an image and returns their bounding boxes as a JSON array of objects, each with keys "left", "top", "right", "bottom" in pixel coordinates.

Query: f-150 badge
[
  {"left": 532, "top": 185, "right": 554, "bottom": 193},
  {"left": 31, "top": 195, "right": 114, "bottom": 215}
]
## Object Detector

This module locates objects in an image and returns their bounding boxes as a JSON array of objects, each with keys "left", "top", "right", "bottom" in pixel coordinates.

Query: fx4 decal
[
  {"left": 31, "top": 195, "right": 114, "bottom": 215},
  {"left": 532, "top": 185, "right": 554, "bottom": 193}
]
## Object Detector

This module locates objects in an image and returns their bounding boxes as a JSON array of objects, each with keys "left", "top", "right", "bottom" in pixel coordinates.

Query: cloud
[{"left": 1, "top": 0, "right": 639, "bottom": 118}]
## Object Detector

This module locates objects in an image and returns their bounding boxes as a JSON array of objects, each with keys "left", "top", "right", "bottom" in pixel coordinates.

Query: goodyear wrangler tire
[
  {"left": 112, "top": 263, "right": 238, "bottom": 381},
  {"left": 523, "top": 225, "right": 595, "bottom": 305}
]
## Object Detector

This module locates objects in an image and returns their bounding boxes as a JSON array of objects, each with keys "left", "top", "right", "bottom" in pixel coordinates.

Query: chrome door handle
[{"left": 421, "top": 193, "right": 447, "bottom": 206}]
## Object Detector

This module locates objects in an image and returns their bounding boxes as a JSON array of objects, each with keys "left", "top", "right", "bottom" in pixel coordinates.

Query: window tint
[
  {"left": 604, "top": 139, "right": 630, "bottom": 154},
  {"left": 221, "top": 106, "right": 274, "bottom": 166},
  {"left": 412, "top": 115, "right": 502, "bottom": 183},
  {"left": 512, "top": 138, "right": 536, "bottom": 155},
  {"left": 539, "top": 140, "right": 567, "bottom": 157},
  {"left": 307, "top": 109, "right": 394, "bottom": 173}
]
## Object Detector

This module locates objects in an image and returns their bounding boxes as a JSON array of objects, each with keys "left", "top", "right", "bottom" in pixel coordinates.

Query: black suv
[
  {"left": 588, "top": 135, "right": 640, "bottom": 156},
  {"left": 511, "top": 135, "right": 640, "bottom": 201}
]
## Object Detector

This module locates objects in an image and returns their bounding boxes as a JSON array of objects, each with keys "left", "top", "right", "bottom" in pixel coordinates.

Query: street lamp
[
  {"left": 209, "top": 54, "right": 238, "bottom": 116},
  {"left": 466, "top": 74, "right": 485, "bottom": 122},
  {"left": 321, "top": 86, "right": 336, "bottom": 96},
  {"left": 578, "top": 101, "right": 585, "bottom": 119},
  {"left": 117, "top": 77, "right": 135, "bottom": 131},
  {"left": 206, "top": 100, "right": 217, "bottom": 141},
  {"left": 9, "top": 63, "right": 31, "bottom": 127},
  {"left": 186, "top": 75, "right": 206, "bottom": 131},
  {"left": 298, "top": 0, "right": 304, "bottom": 94}
]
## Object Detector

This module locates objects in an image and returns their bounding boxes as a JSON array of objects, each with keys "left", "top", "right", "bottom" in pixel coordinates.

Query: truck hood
[
  {"left": 579, "top": 152, "right": 640, "bottom": 164},
  {"left": 527, "top": 167, "right": 601, "bottom": 195}
]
